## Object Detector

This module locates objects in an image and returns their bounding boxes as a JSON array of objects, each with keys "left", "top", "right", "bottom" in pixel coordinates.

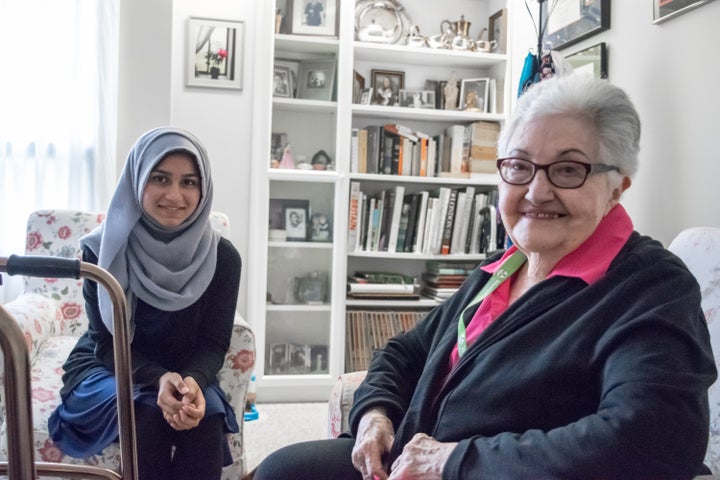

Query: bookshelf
[{"left": 249, "top": 0, "right": 513, "bottom": 401}]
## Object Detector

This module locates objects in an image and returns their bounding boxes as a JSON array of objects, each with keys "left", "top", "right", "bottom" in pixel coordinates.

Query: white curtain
[{"left": 0, "top": 0, "right": 118, "bottom": 302}]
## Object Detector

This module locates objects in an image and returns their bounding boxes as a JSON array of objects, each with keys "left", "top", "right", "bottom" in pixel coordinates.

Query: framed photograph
[
  {"left": 543, "top": 0, "right": 610, "bottom": 50},
  {"left": 370, "top": 69, "right": 404, "bottom": 106},
  {"left": 282, "top": 200, "right": 310, "bottom": 241},
  {"left": 289, "top": 0, "right": 339, "bottom": 37},
  {"left": 653, "top": 0, "right": 715, "bottom": 24},
  {"left": 398, "top": 90, "right": 435, "bottom": 109},
  {"left": 566, "top": 42, "right": 608, "bottom": 79},
  {"left": 459, "top": 78, "right": 490, "bottom": 112},
  {"left": 298, "top": 60, "right": 336, "bottom": 100},
  {"left": 489, "top": 9, "right": 507, "bottom": 54},
  {"left": 359, "top": 87, "right": 373, "bottom": 105},
  {"left": 353, "top": 70, "right": 365, "bottom": 104},
  {"left": 274, "top": 58, "right": 301, "bottom": 97},
  {"left": 186, "top": 17, "right": 244, "bottom": 90},
  {"left": 310, "top": 212, "right": 332, "bottom": 241},
  {"left": 273, "top": 65, "right": 292, "bottom": 97}
]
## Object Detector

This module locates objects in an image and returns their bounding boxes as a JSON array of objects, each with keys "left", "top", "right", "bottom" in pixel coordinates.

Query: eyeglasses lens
[{"left": 499, "top": 158, "right": 588, "bottom": 188}]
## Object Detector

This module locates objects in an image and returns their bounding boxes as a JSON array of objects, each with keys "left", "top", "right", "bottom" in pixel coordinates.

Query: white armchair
[{"left": 0, "top": 209, "right": 256, "bottom": 478}]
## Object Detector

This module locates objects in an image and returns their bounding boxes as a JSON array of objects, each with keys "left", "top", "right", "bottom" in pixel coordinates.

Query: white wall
[
  {"left": 510, "top": 1, "right": 720, "bottom": 245},
  {"left": 117, "top": 0, "right": 720, "bottom": 322}
]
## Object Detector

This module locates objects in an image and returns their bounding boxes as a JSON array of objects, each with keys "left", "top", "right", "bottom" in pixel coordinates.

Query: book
[
  {"left": 386, "top": 185, "right": 406, "bottom": 253},
  {"left": 469, "top": 121, "right": 501, "bottom": 175},
  {"left": 440, "top": 188, "right": 458, "bottom": 255},
  {"left": 380, "top": 130, "right": 396, "bottom": 175},
  {"left": 350, "top": 128, "right": 359, "bottom": 173},
  {"left": 402, "top": 193, "right": 420, "bottom": 253},
  {"left": 395, "top": 198, "right": 412, "bottom": 252},
  {"left": 366, "top": 125, "right": 382, "bottom": 174},
  {"left": 413, "top": 191, "right": 430, "bottom": 253},
  {"left": 347, "top": 181, "right": 361, "bottom": 251},
  {"left": 440, "top": 125, "right": 469, "bottom": 178},
  {"left": 357, "top": 128, "right": 368, "bottom": 174},
  {"left": 452, "top": 186, "right": 475, "bottom": 254}
]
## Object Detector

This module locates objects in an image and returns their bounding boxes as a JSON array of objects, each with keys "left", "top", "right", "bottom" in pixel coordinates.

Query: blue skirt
[{"left": 48, "top": 370, "right": 239, "bottom": 463}]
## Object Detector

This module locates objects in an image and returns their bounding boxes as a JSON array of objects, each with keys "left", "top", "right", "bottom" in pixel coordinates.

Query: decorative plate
[{"left": 355, "top": 0, "right": 412, "bottom": 45}]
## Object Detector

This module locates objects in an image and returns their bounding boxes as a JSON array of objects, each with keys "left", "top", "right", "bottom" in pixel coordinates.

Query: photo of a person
[
  {"left": 307, "top": 70, "right": 326, "bottom": 88},
  {"left": 273, "top": 69, "right": 290, "bottom": 96},
  {"left": 304, "top": 0, "right": 324, "bottom": 26},
  {"left": 285, "top": 207, "right": 307, "bottom": 240}
]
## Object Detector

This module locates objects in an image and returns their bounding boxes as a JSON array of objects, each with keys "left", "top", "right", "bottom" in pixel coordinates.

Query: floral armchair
[
  {"left": 0, "top": 209, "right": 256, "bottom": 479},
  {"left": 328, "top": 227, "right": 720, "bottom": 478}
]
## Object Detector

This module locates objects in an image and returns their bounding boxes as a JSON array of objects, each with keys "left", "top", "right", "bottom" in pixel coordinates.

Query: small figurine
[
  {"left": 311, "top": 150, "right": 331, "bottom": 171},
  {"left": 444, "top": 71, "right": 459, "bottom": 110},
  {"left": 279, "top": 144, "right": 296, "bottom": 169}
]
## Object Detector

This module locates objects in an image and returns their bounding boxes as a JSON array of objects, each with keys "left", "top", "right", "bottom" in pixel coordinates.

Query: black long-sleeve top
[{"left": 59, "top": 237, "right": 241, "bottom": 397}]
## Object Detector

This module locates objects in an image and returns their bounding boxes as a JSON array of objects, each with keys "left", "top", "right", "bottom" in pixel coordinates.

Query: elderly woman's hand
[
  {"left": 352, "top": 407, "right": 395, "bottom": 480},
  {"left": 387, "top": 433, "right": 457, "bottom": 480}
]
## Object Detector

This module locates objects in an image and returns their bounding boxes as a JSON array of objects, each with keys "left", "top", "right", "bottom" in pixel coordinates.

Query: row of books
[
  {"left": 345, "top": 310, "right": 427, "bottom": 371},
  {"left": 420, "top": 261, "right": 477, "bottom": 301},
  {"left": 347, "top": 182, "right": 504, "bottom": 255},
  {"left": 350, "top": 121, "right": 500, "bottom": 178},
  {"left": 267, "top": 343, "right": 329, "bottom": 375}
]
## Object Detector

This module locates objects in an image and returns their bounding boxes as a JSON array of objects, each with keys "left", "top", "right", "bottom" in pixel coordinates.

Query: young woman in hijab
[{"left": 48, "top": 127, "right": 242, "bottom": 480}]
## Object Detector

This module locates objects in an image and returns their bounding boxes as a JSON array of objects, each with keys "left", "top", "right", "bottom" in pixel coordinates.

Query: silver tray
[{"left": 355, "top": 0, "right": 412, "bottom": 45}]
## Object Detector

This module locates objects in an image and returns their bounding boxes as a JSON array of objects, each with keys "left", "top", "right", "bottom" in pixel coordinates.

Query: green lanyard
[{"left": 457, "top": 250, "right": 527, "bottom": 357}]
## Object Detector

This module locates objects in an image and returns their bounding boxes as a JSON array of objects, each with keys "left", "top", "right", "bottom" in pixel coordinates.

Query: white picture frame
[
  {"left": 297, "top": 60, "right": 336, "bottom": 101},
  {"left": 186, "top": 17, "right": 244, "bottom": 90},
  {"left": 459, "top": 78, "right": 490, "bottom": 113}
]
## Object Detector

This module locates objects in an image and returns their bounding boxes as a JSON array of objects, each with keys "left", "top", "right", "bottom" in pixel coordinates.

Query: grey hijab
[{"left": 81, "top": 126, "right": 219, "bottom": 336}]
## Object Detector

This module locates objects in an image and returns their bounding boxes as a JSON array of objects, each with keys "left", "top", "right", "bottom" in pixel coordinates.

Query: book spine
[
  {"left": 381, "top": 130, "right": 394, "bottom": 174},
  {"left": 350, "top": 128, "right": 359, "bottom": 173},
  {"left": 347, "top": 181, "right": 361, "bottom": 251},
  {"left": 358, "top": 128, "right": 368, "bottom": 174},
  {"left": 413, "top": 191, "right": 429, "bottom": 253},
  {"left": 440, "top": 189, "right": 458, "bottom": 255},
  {"left": 367, "top": 125, "right": 380, "bottom": 174},
  {"left": 386, "top": 186, "right": 405, "bottom": 252}
]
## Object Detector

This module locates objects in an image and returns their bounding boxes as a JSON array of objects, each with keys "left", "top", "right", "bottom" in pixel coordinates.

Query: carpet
[{"left": 243, "top": 402, "right": 328, "bottom": 472}]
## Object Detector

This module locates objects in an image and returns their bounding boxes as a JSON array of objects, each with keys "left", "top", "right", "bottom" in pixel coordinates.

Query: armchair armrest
[
  {"left": 2, "top": 293, "right": 60, "bottom": 360},
  {"left": 327, "top": 370, "right": 367, "bottom": 438}
]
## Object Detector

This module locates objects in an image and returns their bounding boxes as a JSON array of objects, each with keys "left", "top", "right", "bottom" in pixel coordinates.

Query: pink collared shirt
[{"left": 449, "top": 204, "right": 634, "bottom": 368}]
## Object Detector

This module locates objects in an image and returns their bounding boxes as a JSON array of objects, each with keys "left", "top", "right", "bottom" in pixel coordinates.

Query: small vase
[{"left": 210, "top": 66, "right": 220, "bottom": 79}]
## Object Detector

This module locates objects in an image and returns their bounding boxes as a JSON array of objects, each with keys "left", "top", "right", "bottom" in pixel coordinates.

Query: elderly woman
[{"left": 253, "top": 75, "right": 716, "bottom": 479}]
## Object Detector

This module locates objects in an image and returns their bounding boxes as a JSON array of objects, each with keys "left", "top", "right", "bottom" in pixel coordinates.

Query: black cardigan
[
  {"left": 350, "top": 232, "right": 717, "bottom": 479},
  {"left": 60, "top": 237, "right": 241, "bottom": 396}
]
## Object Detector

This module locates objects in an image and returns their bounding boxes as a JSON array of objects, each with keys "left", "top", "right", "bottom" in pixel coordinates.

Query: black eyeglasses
[{"left": 496, "top": 157, "right": 620, "bottom": 189}]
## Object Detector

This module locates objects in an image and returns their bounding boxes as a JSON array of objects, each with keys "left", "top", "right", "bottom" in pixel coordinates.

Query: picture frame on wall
[
  {"left": 652, "top": 0, "right": 715, "bottom": 24},
  {"left": 489, "top": 9, "right": 507, "bottom": 54},
  {"left": 371, "top": 69, "right": 404, "bottom": 106},
  {"left": 542, "top": 0, "right": 610, "bottom": 50},
  {"left": 566, "top": 42, "right": 608, "bottom": 79},
  {"left": 186, "top": 17, "right": 244, "bottom": 90},
  {"left": 459, "top": 78, "right": 490, "bottom": 113},
  {"left": 298, "top": 60, "right": 336, "bottom": 100},
  {"left": 289, "top": 0, "right": 339, "bottom": 37}
]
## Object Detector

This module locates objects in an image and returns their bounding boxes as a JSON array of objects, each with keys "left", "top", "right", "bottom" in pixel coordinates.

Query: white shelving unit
[{"left": 249, "top": 0, "right": 513, "bottom": 402}]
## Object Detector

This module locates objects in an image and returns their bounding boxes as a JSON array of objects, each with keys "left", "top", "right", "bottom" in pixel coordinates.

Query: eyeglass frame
[{"left": 495, "top": 157, "right": 621, "bottom": 189}]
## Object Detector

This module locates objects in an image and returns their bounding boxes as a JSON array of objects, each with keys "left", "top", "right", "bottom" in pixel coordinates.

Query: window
[{"left": 0, "top": 0, "right": 118, "bottom": 301}]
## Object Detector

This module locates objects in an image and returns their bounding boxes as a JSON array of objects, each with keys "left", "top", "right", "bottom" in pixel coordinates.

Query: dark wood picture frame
[
  {"left": 370, "top": 69, "right": 404, "bottom": 107},
  {"left": 542, "top": 0, "right": 610, "bottom": 50}
]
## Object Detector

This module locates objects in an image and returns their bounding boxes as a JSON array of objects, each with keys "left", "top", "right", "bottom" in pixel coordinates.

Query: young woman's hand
[
  {"left": 157, "top": 372, "right": 206, "bottom": 430},
  {"left": 351, "top": 408, "right": 395, "bottom": 480}
]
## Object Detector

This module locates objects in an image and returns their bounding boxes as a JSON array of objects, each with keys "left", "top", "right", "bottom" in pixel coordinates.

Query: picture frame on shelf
[
  {"left": 289, "top": 0, "right": 339, "bottom": 37},
  {"left": 489, "top": 8, "right": 507, "bottom": 54},
  {"left": 542, "top": 0, "right": 610, "bottom": 50},
  {"left": 566, "top": 42, "right": 608, "bottom": 79},
  {"left": 398, "top": 90, "right": 436, "bottom": 109},
  {"left": 459, "top": 78, "right": 490, "bottom": 112},
  {"left": 353, "top": 70, "right": 365, "bottom": 103},
  {"left": 310, "top": 212, "right": 332, "bottom": 242},
  {"left": 186, "top": 17, "right": 244, "bottom": 90},
  {"left": 294, "top": 272, "right": 328, "bottom": 304},
  {"left": 283, "top": 199, "right": 310, "bottom": 241},
  {"left": 274, "top": 58, "right": 301, "bottom": 97},
  {"left": 652, "top": 0, "right": 715, "bottom": 24},
  {"left": 359, "top": 87, "right": 374, "bottom": 105},
  {"left": 371, "top": 69, "right": 404, "bottom": 106},
  {"left": 273, "top": 64, "right": 292, "bottom": 97},
  {"left": 298, "top": 60, "right": 336, "bottom": 101}
]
